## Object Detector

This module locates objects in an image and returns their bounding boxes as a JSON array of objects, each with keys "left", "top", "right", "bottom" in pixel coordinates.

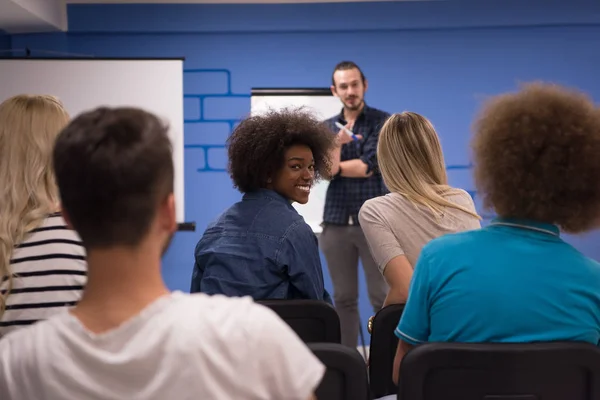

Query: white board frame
[{"left": 0, "top": 57, "right": 189, "bottom": 227}]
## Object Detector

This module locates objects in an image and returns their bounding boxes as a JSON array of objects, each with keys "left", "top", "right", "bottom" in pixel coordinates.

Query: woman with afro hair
[
  {"left": 191, "top": 108, "right": 336, "bottom": 302},
  {"left": 392, "top": 83, "right": 600, "bottom": 384}
]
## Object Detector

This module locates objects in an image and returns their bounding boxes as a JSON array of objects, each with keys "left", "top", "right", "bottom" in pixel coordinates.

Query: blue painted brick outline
[{"left": 183, "top": 69, "right": 250, "bottom": 172}]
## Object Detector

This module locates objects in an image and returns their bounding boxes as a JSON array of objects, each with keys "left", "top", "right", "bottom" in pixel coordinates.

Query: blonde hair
[
  {"left": 377, "top": 112, "right": 480, "bottom": 219},
  {"left": 0, "top": 95, "right": 70, "bottom": 317}
]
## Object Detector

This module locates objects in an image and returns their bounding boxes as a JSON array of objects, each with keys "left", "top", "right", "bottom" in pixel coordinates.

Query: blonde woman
[
  {"left": 0, "top": 95, "right": 87, "bottom": 337},
  {"left": 358, "top": 112, "right": 480, "bottom": 311}
]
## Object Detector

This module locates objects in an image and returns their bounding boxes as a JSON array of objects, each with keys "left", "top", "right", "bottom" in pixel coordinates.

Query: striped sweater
[{"left": 0, "top": 213, "right": 87, "bottom": 337}]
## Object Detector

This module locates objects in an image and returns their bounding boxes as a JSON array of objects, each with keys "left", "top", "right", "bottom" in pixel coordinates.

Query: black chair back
[
  {"left": 309, "top": 342, "right": 371, "bottom": 400},
  {"left": 368, "top": 303, "right": 405, "bottom": 398},
  {"left": 398, "top": 342, "right": 600, "bottom": 400},
  {"left": 257, "top": 299, "right": 341, "bottom": 343}
]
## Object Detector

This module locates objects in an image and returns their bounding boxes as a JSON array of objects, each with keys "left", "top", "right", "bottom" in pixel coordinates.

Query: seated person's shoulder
[
  {"left": 263, "top": 199, "right": 303, "bottom": 221},
  {"left": 585, "top": 257, "right": 600, "bottom": 271},
  {"left": 286, "top": 217, "right": 314, "bottom": 237},
  {"left": 253, "top": 202, "right": 309, "bottom": 236},
  {"left": 187, "top": 295, "right": 325, "bottom": 398},
  {"left": 36, "top": 213, "right": 86, "bottom": 254},
  {"left": 360, "top": 195, "right": 385, "bottom": 212},
  {"left": 0, "top": 317, "right": 61, "bottom": 366},
  {"left": 447, "top": 188, "right": 477, "bottom": 208},
  {"left": 570, "top": 250, "right": 600, "bottom": 279},
  {"left": 447, "top": 187, "right": 471, "bottom": 201},
  {"left": 274, "top": 220, "right": 318, "bottom": 258},
  {"left": 359, "top": 193, "right": 415, "bottom": 223},
  {"left": 200, "top": 199, "right": 297, "bottom": 236},
  {"left": 365, "top": 193, "right": 407, "bottom": 209},
  {"left": 358, "top": 196, "right": 384, "bottom": 223},
  {"left": 200, "top": 208, "right": 233, "bottom": 234},
  {"left": 176, "top": 295, "right": 323, "bottom": 366},
  {"left": 180, "top": 293, "right": 281, "bottom": 329}
]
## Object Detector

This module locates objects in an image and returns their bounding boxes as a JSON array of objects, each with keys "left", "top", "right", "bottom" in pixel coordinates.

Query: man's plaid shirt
[{"left": 322, "top": 104, "right": 390, "bottom": 226}]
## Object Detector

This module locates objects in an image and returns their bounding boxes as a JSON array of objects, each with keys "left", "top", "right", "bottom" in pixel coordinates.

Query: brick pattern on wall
[{"left": 183, "top": 69, "right": 251, "bottom": 172}]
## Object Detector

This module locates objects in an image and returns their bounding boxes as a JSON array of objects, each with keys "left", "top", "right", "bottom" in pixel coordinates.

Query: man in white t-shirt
[{"left": 0, "top": 107, "right": 324, "bottom": 400}]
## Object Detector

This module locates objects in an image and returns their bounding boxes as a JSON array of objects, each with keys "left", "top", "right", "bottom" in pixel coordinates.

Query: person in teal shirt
[{"left": 393, "top": 83, "right": 600, "bottom": 384}]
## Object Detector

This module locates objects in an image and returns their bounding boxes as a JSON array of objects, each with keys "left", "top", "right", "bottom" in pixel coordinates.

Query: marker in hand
[{"left": 335, "top": 121, "right": 359, "bottom": 141}]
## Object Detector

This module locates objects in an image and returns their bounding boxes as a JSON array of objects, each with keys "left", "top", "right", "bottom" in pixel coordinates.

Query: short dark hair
[
  {"left": 227, "top": 108, "right": 335, "bottom": 193},
  {"left": 332, "top": 61, "right": 366, "bottom": 87},
  {"left": 53, "top": 107, "right": 174, "bottom": 248},
  {"left": 472, "top": 82, "right": 600, "bottom": 233}
]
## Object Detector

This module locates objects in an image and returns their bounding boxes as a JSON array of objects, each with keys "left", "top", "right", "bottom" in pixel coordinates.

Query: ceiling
[
  {"left": 0, "top": 0, "right": 422, "bottom": 34},
  {"left": 65, "top": 0, "right": 412, "bottom": 3},
  {"left": 0, "top": 0, "right": 66, "bottom": 34}
]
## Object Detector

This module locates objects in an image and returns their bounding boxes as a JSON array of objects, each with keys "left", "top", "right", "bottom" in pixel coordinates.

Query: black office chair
[
  {"left": 368, "top": 303, "right": 405, "bottom": 399},
  {"left": 398, "top": 341, "right": 600, "bottom": 400},
  {"left": 309, "top": 342, "right": 371, "bottom": 400},
  {"left": 257, "top": 299, "right": 341, "bottom": 343}
]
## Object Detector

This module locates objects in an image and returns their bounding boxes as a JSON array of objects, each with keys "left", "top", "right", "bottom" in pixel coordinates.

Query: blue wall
[
  {"left": 0, "top": 31, "right": 10, "bottom": 54},
  {"left": 7, "top": 0, "right": 600, "bottom": 344}
]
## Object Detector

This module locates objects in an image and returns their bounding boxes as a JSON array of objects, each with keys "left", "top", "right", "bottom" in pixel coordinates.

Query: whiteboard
[
  {"left": 251, "top": 88, "right": 341, "bottom": 234},
  {"left": 0, "top": 58, "right": 186, "bottom": 223}
]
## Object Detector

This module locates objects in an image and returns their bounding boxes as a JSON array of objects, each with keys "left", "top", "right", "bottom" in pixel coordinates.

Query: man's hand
[
  {"left": 328, "top": 121, "right": 366, "bottom": 178},
  {"left": 336, "top": 122, "right": 362, "bottom": 146}
]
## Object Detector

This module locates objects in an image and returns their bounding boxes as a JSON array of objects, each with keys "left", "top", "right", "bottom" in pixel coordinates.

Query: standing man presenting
[{"left": 320, "top": 61, "right": 390, "bottom": 347}]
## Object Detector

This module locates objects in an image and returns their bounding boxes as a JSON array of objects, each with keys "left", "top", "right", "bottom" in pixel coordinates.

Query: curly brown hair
[
  {"left": 227, "top": 108, "right": 335, "bottom": 193},
  {"left": 472, "top": 82, "right": 600, "bottom": 233}
]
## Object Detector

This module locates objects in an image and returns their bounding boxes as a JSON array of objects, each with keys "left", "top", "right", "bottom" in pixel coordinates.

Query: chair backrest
[
  {"left": 398, "top": 342, "right": 600, "bottom": 400},
  {"left": 309, "top": 342, "right": 371, "bottom": 400},
  {"left": 257, "top": 299, "right": 341, "bottom": 343},
  {"left": 368, "top": 303, "right": 405, "bottom": 398}
]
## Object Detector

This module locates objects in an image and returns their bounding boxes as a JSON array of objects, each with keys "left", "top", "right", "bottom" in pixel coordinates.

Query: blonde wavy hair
[
  {"left": 377, "top": 112, "right": 480, "bottom": 219},
  {"left": 0, "top": 95, "right": 70, "bottom": 317}
]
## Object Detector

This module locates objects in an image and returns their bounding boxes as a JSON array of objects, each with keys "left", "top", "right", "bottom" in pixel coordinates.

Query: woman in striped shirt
[{"left": 0, "top": 95, "right": 87, "bottom": 338}]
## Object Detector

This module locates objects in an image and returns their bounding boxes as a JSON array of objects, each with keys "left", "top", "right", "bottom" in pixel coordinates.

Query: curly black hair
[
  {"left": 472, "top": 82, "right": 600, "bottom": 233},
  {"left": 227, "top": 108, "right": 336, "bottom": 193}
]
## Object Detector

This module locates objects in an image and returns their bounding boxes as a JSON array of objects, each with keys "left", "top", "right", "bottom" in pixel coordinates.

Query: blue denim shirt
[{"left": 191, "top": 189, "right": 332, "bottom": 303}]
